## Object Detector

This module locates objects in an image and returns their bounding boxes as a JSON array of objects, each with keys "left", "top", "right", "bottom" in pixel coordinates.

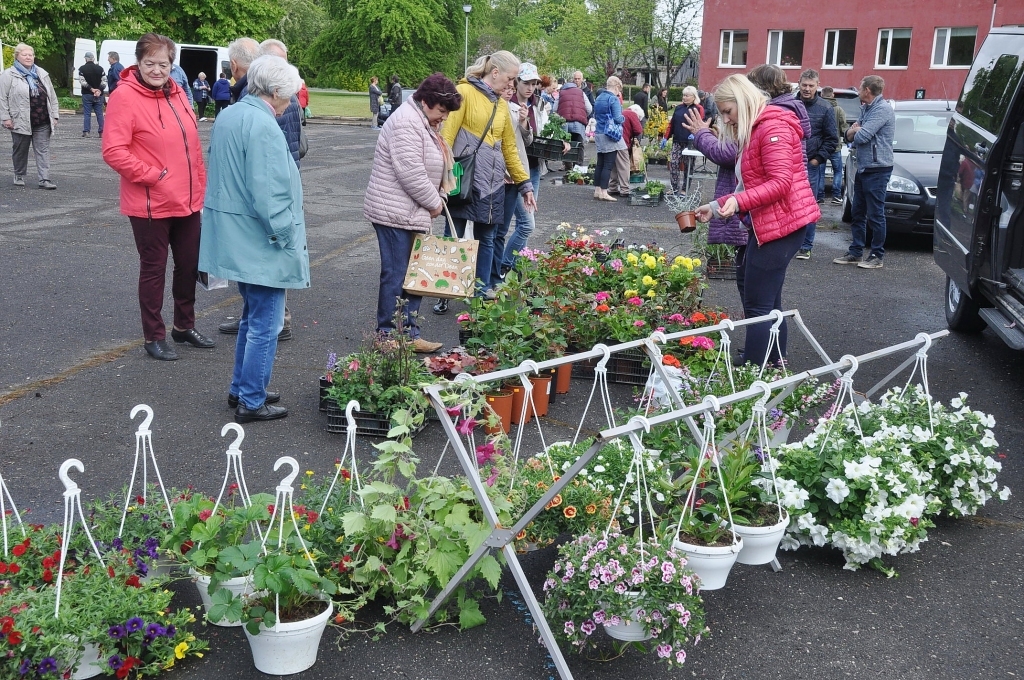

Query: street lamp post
[{"left": 463, "top": 5, "right": 472, "bottom": 74}]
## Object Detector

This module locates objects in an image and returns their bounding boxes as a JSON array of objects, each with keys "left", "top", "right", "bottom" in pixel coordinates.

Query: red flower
[
  {"left": 0, "top": 562, "right": 7, "bottom": 574},
  {"left": 306, "top": 511, "right": 319, "bottom": 523},
  {"left": 595, "top": 304, "right": 610, "bottom": 313},
  {"left": 11, "top": 544, "right": 26, "bottom": 557},
  {"left": 125, "top": 574, "right": 141, "bottom": 588},
  {"left": 198, "top": 509, "right": 213, "bottom": 522},
  {"left": 136, "top": 495, "right": 146, "bottom": 506},
  {"left": 42, "top": 569, "right": 53, "bottom": 583},
  {"left": 7, "top": 630, "right": 22, "bottom": 645},
  {"left": 180, "top": 540, "right": 194, "bottom": 555},
  {"left": 1, "top": 616, "right": 13, "bottom": 633},
  {"left": 8, "top": 564, "right": 19, "bottom": 574},
  {"left": 341, "top": 469, "right": 351, "bottom": 481},
  {"left": 267, "top": 504, "right": 276, "bottom": 515},
  {"left": 108, "top": 566, "right": 115, "bottom": 578},
  {"left": 42, "top": 557, "right": 54, "bottom": 569}
]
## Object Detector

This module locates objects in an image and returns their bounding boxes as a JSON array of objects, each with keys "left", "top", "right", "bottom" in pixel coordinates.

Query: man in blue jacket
[
  {"left": 833, "top": 75, "right": 895, "bottom": 270},
  {"left": 794, "top": 69, "right": 838, "bottom": 260}
]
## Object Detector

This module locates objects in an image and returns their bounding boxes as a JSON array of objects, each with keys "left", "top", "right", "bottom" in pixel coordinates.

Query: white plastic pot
[
  {"left": 71, "top": 642, "right": 103, "bottom": 679},
  {"left": 672, "top": 537, "right": 743, "bottom": 591},
  {"left": 190, "top": 568, "right": 254, "bottom": 627},
  {"left": 769, "top": 423, "right": 793, "bottom": 448},
  {"left": 603, "top": 611, "right": 653, "bottom": 642},
  {"left": 243, "top": 599, "right": 333, "bottom": 675},
  {"left": 733, "top": 510, "right": 790, "bottom": 566}
]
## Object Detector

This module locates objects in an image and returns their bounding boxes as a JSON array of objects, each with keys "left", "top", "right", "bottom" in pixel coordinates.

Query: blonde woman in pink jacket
[{"left": 363, "top": 73, "right": 462, "bottom": 353}]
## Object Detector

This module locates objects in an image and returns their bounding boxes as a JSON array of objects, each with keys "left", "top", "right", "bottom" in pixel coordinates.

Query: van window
[{"left": 958, "top": 38, "right": 1024, "bottom": 135}]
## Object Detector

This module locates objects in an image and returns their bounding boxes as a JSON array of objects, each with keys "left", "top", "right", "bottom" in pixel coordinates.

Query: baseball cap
[{"left": 518, "top": 63, "right": 540, "bottom": 83}]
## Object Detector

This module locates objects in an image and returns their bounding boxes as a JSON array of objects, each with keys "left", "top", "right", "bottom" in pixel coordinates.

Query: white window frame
[
  {"left": 822, "top": 29, "right": 856, "bottom": 69},
  {"left": 719, "top": 30, "right": 749, "bottom": 67},
  {"left": 931, "top": 26, "right": 977, "bottom": 69},
  {"left": 875, "top": 28, "right": 912, "bottom": 69},
  {"left": 767, "top": 29, "right": 805, "bottom": 69}
]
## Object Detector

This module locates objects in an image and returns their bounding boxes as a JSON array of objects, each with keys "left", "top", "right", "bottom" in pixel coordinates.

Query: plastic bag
[
  {"left": 197, "top": 271, "right": 229, "bottom": 291},
  {"left": 644, "top": 365, "right": 684, "bottom": 409}
]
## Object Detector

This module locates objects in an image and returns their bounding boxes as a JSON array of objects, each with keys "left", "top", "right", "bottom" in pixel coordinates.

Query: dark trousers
[
  {"left": 736, "top": 226, "right": 806, "bottom": 367},
  {"left": 595, "top": 151, "right": 616, "bottom": 190},
  {"left": 493, "top": 184, "right": 520, "bottom": 288},
  {"left": 129, "top": 212, "right": 201, "bottom": 341},
  {"left": 197, "top": 100, "right": 208, "bottom": 118},
  {"left": 848, "top": 168, "right": 891, "bottom": 259},
  {"left": 214, "top": 100, "right": 229, "bottom": 117},
  {"left": 372, "top": 223, "right": 422, "bottom": 339}
]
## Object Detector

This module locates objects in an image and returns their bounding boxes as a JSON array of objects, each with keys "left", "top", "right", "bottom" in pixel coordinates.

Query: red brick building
[{"left": 700, "top": 0, "right": 1024, "bottom": 100}]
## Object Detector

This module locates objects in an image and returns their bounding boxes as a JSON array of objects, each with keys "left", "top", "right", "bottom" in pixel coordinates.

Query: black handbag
[{"left": 448, "top": 99, "right": 499, "bottom": 206}]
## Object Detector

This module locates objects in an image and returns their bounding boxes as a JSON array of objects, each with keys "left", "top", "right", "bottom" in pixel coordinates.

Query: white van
[{"left": 72, "top": 38, "right": 230, "bottom": 96}]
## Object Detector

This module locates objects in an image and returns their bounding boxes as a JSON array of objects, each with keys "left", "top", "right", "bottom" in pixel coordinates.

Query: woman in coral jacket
[
  {"left": 695, "top": 74, "right": 820, "bottom": 368},
  {"left": 102, "top": 33, "right": 212, "bottom": 362}
]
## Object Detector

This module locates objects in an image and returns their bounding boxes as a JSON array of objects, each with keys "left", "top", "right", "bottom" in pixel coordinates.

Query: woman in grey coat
[
  {"left": 369, "top": 76, "right": 383, "bottom": 128},
  {"left": 0, "top": 43, "right": 59, "bottom": 189}
]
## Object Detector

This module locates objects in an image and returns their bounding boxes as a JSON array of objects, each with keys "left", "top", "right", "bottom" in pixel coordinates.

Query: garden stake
[{"left": 119, "top": 404, "right": 175, "bottom": 537}]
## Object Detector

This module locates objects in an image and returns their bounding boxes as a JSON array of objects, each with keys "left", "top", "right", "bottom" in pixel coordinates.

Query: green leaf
[
  {"left": 476, "top": 555, "right": 502, "bottom": 590},
  {"left": 457, "top": 597, "right": 486, "bottom": 630},
  {"left": 371, "top": 504, "right": 398, "bottom": 523},
  {"left": 342, "top": 511, "right": 367, "bottom": 535},
  {"left": 425, "top": 549, "right": 460, "bottom": 583}
]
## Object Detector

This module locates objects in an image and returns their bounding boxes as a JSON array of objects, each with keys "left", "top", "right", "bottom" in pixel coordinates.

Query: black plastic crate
[
  {"left": 628, "top": 190, "right": 663, "bottom": 206},
  {"left": 706, "top": 261, "right": 738, "bottom": 280},
  {"left": 611, "top": 347, "right": 652, "bottom": 386},
  {"left": 319, "top": 376, "right": 331, "bottom": 412},
  {"left": 458, "top": 328, "right": 473, "bottom": 346},
  {"left": 570, "top": 355, "right": 601, "bottom": 379},
  {"left": 526, "top": 137, "right": 584, "bottom": 163},
  {"left": 324, "top": 404, "right": 428, "bottom": 437}
]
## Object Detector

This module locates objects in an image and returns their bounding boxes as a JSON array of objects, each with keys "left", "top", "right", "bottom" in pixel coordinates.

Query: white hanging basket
[
  {"left": 732, "top": 510, "right": 789, "bottom": 565},
  {"left": 191, "top": 569, "right": 254, "bottom": 627},
  {"left": 243, "top": 599, "right": 333, "bottom": 675},
  {"left": 672, "top": 537, "right": 743, "bottom": 591},
  {"left": 71, "top": 642, "right": 103, "bottom": 679},
  {"left": 769, "top": 423, "right": 793, "bottom": 448},
  {"left": 602, "top": 591, "right": 653, "bottom": 642}
]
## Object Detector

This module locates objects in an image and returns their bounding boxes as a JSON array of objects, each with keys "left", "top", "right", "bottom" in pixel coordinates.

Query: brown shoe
[{"left": 411, "top": 338, "right": 443, "bottom": 353}]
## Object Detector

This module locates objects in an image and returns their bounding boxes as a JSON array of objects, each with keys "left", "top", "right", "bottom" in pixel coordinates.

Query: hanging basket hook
[
  {"left": 130, "top": 404, "right": 154, "bottom": 434},
  {"left": 220, "top": 422, "right": 245, "bottom": 452},
  {"left": 58, "top": 459, "right": 84, "bottom": 493},
  {"left": 273, "top": 456, "right": 300, "bottom": 493}
]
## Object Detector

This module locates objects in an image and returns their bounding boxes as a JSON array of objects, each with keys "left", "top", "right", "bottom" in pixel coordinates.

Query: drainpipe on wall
[{"left": 991, "top": 0, "right": 997, "bottom": 29}]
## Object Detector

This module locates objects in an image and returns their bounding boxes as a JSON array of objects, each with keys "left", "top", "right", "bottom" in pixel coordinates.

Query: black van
[{"left": 935, "top": 27, "right": 1024, "bottom": 349}]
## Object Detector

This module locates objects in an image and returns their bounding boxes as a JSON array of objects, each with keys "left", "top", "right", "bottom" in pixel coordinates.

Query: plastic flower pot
[
  {"left": 510, "top": 384, "right": 534, "bottom": 425},
  {"left": 733, "top": 510, "right": 789, "bottom": 566},
  {"left": 484, "top": 389, "right": 514, "bottom": 435},
  {"left": 243, "top": 599, "right": 333, "bottom": 675},
  {"left": 529, "top": 375, "right": 553, "bottom": 417},
  {"left": 71, "top": 642, "right": 103, "bottom": 679},
  {"left": 555, "top": 363, "right": 572, "bottom": 394},
  {"left": 671, "top": 536, "right": 743, "bottom": 591},
  {"left": 676, "top": 211, "right": 697, "bottom": 233},
  {"left": 603, "top": 595, "right": 654, "bottom": 642},
  {"left": 191, "top": 569, "right": 254, "bottom": 627}
]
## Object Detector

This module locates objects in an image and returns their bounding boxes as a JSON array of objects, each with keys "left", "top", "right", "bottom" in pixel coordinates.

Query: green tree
[
  {"left": 271, "top": 0, "right": 330, "bottom": 75},
  {"left": 554, "top": 0, "right": 653, "bottom": 78},
  {"left": 308, "top": 0, "right": 460, "bottom": 89}
]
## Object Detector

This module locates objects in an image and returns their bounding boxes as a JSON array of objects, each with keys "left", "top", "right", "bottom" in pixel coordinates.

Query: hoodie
[{"left": 102, "top": 66, "right": 206, "bottom": 219}]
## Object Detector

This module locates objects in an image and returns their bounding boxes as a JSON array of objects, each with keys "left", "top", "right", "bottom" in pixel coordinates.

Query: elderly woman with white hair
[
  {"left": 0, "top": 43, "right": 60, "bottom": 189},
  {"left": 665, "top": 85, "right": 704, "bottom": 193},
  {"left": 199, "top": 55, "right": 310, "bottom": 424}
]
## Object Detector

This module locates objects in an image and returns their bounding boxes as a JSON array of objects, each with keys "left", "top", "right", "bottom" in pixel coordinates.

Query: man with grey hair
[
  {"left": 107, "top": 52, "right": 124, "bottom": 94},
  {"left": 228, "top": 37, "right": 261, "bottom": 103},
  {"left": 78, "top": 52, "right": 106, "bottom": 137},
  {"left": 218, "top": 38, "right": 302, "bottom": 340}
]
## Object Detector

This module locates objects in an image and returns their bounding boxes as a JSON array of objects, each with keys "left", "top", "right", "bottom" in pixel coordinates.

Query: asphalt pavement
[{"left": 0, "top": 121, "right": 1021, "bottom": 679}]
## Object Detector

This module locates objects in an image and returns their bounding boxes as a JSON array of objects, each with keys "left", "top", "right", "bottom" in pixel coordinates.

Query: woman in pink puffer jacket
[
  {"left": 363, "top": 73, "right": 462, "bottom": 352},
  {"left": 696, "top": 74, "right": 819, "bottom": 368}
]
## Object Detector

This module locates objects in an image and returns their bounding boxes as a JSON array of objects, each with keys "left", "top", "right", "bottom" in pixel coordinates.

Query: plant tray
[
  {"left": 611, "top": 347, "right": 652, "bottom": 386},
  {"left": 319, "top": 376, "right": 331, "bottom": 412},
  {"left": 706, "top": 262, "right": 738, "bottom": 280},
  {"left": 629, "top": 172, "right": 646, "bottom": 183},
  {"left": 458, "top": 328, "right": 473, "bottom": 346},
  {"left": 629, "top": 191, "right": 663, "bottom": 206},
  {"left": 526, "top": 137, "right": 584, "bottom": 163},
  {"left": 323, "top": 404, "right": 426, "bottom": 437}
]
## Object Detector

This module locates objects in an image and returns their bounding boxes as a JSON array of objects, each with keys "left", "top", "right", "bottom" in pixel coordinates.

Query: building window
[
  {"left": 877, "top": 28, "right": 912, "bottom": 68},
  {"left": 720, "top": 30, "right": 748, "bottom": 67},
  {"left": 933, "top": 27, "right": 977, "bottom": 67},
  {"left": 768, "top": 30, "right": 805, "bottom": 67},
  {"left": 823, "top": 29, "right": 857, "bottom": 68}
]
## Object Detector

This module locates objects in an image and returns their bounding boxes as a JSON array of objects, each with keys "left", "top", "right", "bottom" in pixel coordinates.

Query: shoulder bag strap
[{"left": 472, "top": 99, "right": 500, "bottom": 156}]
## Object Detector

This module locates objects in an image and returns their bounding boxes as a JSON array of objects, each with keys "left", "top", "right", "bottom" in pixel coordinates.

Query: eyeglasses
[{"left": 141, "top": 61, "right": 171, "bottom": 71}]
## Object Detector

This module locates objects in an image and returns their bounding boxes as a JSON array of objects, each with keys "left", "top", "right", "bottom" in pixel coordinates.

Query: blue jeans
[
  {"left": 83, "top": 93, "right": 104, "bottom": 133},
  {"left": 231, "top": 283, "right": 286, "bottom": 409},
  {"left": 848, "top": 168, "right": 891, "bottom": 259},
  {"left": 447, "top": 216, "right": 496, "bottom": 296},
  {"left": 502, "top": 165, "right": 540, "bottom": 269},
  {"left": 493, "top": 185, "right": 519, "bottom": 289},
  {"left": 826, "top": 150, "right": 843, "bottom": 199},
  {"left": 736, "top": 226, "right": 806, "bottom": 367},
  {"left": 373, "top": 224, "right": 422, "bottom": 339},
  {"left": 801, "top": 160, "right": 824, "bottom": 250}
]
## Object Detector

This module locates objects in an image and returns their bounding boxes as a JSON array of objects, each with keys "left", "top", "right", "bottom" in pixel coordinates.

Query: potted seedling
[{"left": 665, "top": 183, "right": 702, "bottom": 232}]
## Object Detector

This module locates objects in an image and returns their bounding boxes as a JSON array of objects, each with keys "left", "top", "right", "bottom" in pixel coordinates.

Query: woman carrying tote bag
[{"left": 431, "top": 51, "right": 536, "bottom": 314}]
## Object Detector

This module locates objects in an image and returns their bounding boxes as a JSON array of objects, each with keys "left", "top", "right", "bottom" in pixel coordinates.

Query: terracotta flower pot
[
  {"left": 529, "top": 375, "right": 552, "bottom": 417},
  {"left": 510, "top": 384, "right": 533, "bottom": 424},
  {"left": 676, "top": 210, "right": 697, "bottom": 233},
  {"left": 484, "top": 389, "right": 514, "bottom": 434},
  {"left": 576, "top": 179, "right": 584, "bottom": 185},
  {"left": 555, "top": 363, "right": 572, "bottom": 394}
]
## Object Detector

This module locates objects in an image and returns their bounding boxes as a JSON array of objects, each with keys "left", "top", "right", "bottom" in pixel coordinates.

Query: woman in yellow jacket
[{"left": 433, "top": 51, "right": 536, "bottom": 313}]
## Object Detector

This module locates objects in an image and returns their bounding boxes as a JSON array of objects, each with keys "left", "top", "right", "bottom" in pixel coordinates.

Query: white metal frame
[
  {"left": 875, "top": 28, "right": 913, "bottom": 69},
  {"left": 767, "top": 29, "right": 806, "bottom": 69},
  {"left": 930, "top": 26, "right": 978, "bottom": 69},
  {"left": 719, "top": 30, "right": 749, "bottom": 68},
  {"left": 822, "top": 28, "right": 857, "bottom": 69}
]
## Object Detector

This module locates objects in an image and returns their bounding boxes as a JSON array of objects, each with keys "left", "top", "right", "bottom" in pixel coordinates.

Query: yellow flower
[
  {"left": 195, "top": 653, "right": 204, "bottom": 658},
  {"left": 624, "top": 289, "right": 639, "bottom": 298},
  {"left": 681, "top": 257, "right": 693, "bottom": 268},
  {"left": 674, "top": 255, "right": 685, "bottom": 265},
  {"left": 692, "top": 257, "right": 702, "bottom": 267},
  {"left": 647, "top": 289, "right": 656, "bottom": 298},
  {"left": 659, "top": 255, "right": 666, "bottom": 263},
  {"left": 300, "top": 483, "right": 307, "bottom": 490},
  {"left": 188, "top": 614, "right": 196, "bottom": 623},
  {"left": 626, "top": 253, "right": 639, "bottom": 265},
  {"left": 305, "top": 470, "right": 314, "bottom": 477},
  {"left": 641, "top": 275, "right": 656, "bottom": 287},
  {"left": 175, "top": 642, "right": 189, "bottom": 659},
  {"left": 685, "top": 263, "right": 694, "bottom": 271},
  {"left": 645, "top": 259, "right": 657, "bottom": 269}
]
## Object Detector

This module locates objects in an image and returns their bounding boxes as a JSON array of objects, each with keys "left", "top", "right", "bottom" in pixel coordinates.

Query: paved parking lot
[{"left": 0, "top": 121, "right": 1021, "bottom": 679}]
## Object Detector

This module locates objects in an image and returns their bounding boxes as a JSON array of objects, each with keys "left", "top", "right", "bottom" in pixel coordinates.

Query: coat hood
[{"left": 756, "top": 103, "right": 807, "bottom": 140}]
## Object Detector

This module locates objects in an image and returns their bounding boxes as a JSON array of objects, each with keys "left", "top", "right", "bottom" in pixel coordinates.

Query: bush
[{"left": 58, "top": 96, "right": 81, "bottom": 111}]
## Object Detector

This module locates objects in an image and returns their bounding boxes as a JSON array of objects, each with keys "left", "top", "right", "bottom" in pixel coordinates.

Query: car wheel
[
  {"left": 841, "top": 192, "right": 852, "bottom": 222},
  {"left": 945, "top": 276, "right": 986, "bottom": 333}
]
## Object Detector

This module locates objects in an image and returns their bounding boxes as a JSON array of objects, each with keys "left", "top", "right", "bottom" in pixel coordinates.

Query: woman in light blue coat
[{"left": 199, "top": 55, "right": 309, "bottom": 424}]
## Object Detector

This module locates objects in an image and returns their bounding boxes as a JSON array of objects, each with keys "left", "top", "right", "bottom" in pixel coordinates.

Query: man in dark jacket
[
  {"left": 211, "top": 73, "right": 232, "bottom": 117},
  {"left": 388, "top": 75, "right": 402, "bottom": 109},
  {"left": 632, "top": 82, "right": 650, "bottom": 118},
  {"left": 78, "top": 52, "right": 106, "bottom": 138},
  {"left": 106, "top": 52, "right": 124, "bottom": 94},
  {"left": 228, "top": 37, "right": 260, "bottom": 103},
  {"left": 554, "top": 72, "right": 592, "bottom": 161},
  {"left": 794, "top": 69, "right": 838, "bottom": 259}
]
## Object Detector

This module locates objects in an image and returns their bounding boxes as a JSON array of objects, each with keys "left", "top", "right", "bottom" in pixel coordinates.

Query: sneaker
[
  {"left": 795, "top": 249, "right": 811, "bottom": 260},
  {"left": 38, "top": 180, "right": 57, "bottom": 190},
  {"left": 831, "top": 196, "right": 844, "bottom": 205},
  {"left": 13, "top": 175, "right": 25, "bottom": 186},
  {"left": 81, "top": 131, "right": 89, "bottom": 138},
  {"left": 432, "top": 299, "right": 449, "bottom": 315},
  {"left": 411, "top": 338, "right": 443, "bottom": 353},
  {"left": 833, "top": 254, "right": 861, "bottom": 265},
  {"left": 199, "top": 117, "right": 208, "bottom": 122},
  {"left": 816, "top": 197, "right": 824, "bottom": 204},
  {"left": 858, "top": 255, "right": 883, "bottom": 269}
]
